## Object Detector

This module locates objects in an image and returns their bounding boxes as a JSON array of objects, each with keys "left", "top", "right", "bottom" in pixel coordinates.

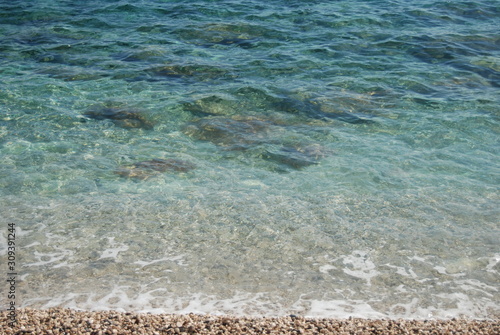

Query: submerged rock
[
  {"left": 234, "top": 86, "right": 278, "bottom": 103},
  {"left": 148, "top": 64, "right": 230, "bottom": 80},
  {"left": 409, "top": 40, "right": 500, "bottom": 88},
  {"left": 182, "top": 95, "right": 237, "bottom": 117},
  {"left": 37, "top": 67, "right": 108, "bottom": 81},
  {"left": 263, "top": 143, "right": 333, "bottom": 169},
  {"left": 231, "top": 86, "right": 375, "bottom": 124},
  {"left": 115, "top": 48, "right": 166, "bottom": 62},
  {"left": 175, "top": 23, "right": 264, "bottom": 49},
  {"left": 182, "top": 117, "right": 272, "bottom": 150},
  {"left": 183, "top": 116, "right": 332, "bottom": 170},
  {"left": 273, "top": 96, "right": 373, "bottom": 124},
  {"left": 115, "top": 159, "right": 195, "bottom": 180},
  {"left": 83, "top": 106, "right": 154, "bottom": 130},
  {"left": 200, "top": 37, "right": 258, "bottom": 49}
]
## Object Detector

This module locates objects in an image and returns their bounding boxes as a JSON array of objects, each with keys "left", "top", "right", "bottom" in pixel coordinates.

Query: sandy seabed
[{"left": 1, "top": 308, "right": 499, "bottom": 334}]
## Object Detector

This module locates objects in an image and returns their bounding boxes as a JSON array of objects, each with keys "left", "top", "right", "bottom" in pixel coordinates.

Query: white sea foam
[
  {"left": 384, "top": 264, "right": 418, "bottom": 279},
  {"left": 0, "top": 233, "right": 6, "bottom": 256},
  {"left": 24, "top": 250, "right": 73, "bottom": 267},
  {"left": 485, "top": 254, "right": 500, "bottom": 274},
  {"left": 433, "top": 266, "right": 449, "bottom": 275},
  {"left": 341, "top": 251, "right": 379, "bottom": 286},
  {"left": 305, "top": 299, "right": 386, "bottom": 319},
  {"left": 134, "top": 255, "right": 187, "bottom": 268},
  {"left": 16, "top": 226, "right": 34, "bottom": 236},
  {"left": 318, "top": 264, "right": 336, "bottom": 274},
  {"left": 19, "top": 284, "right": 499, "bottom": 320},
  {"left": 99, "top": 237, "right": 129, "bottom": 260}
]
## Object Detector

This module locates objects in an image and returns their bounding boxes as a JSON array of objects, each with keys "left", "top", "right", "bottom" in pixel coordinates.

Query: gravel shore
[{"left": 1, "top": 308, "right": 499, "bottom": 334}]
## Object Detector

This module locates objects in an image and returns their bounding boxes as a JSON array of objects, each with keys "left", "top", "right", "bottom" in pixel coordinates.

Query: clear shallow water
[{"left": 0, "top": 0, "right": 499, "bottom": 319}]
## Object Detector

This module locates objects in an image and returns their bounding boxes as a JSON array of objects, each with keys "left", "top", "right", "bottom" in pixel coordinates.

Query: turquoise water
[{"left": 0, "top": 0, "right": 499, "bottom": 318}]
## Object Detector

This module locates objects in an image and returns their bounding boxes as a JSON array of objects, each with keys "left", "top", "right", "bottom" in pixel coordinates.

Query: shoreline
[{"left": 1, "top": 308, "right": 498, "bottom": 334}]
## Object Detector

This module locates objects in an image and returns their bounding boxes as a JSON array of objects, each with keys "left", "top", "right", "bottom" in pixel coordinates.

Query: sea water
[{"left": 0, "top": 0, "right": 498, "bottom": 319}]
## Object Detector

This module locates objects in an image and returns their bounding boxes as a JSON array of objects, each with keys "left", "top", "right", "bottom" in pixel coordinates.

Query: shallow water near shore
[{"left": 0, "top": 0, "right": 499, "bottom": 319}]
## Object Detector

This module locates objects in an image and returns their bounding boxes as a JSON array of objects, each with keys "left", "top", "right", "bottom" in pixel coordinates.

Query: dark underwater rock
[
  {"left": 232, "top": 86, "right": 375, "bottom": 124},
  {"left": 233, "top": 86, "right": 279, "bottom": 104},
  {"left": 148, "top": 64, "right": 230, "bottom": 80},
  {"left": 182, "top": 95, "right": 237, "bottom": 117},
  {"left": 37, "top": 67, "right": 108, "bottom": 81},
  {"left": 175, "top": 22, "right": 265, "bottom": 49},
  {"left": 183, "top": 116, "right": 332, "bottom": 170},
  {"left": 115, "top": 48, "right": 166, "bottom": 62},
  {"left": 201, "top": 37, "right": 258, "bottom": 49},
  {"left": 262, "top": 144, "right": 333, "bottom": 169},
  {"left": 273, "top": 96, "right": 374, "bottom": 124},
  {"left": 410, "top": 46, "right": 456, "bottom": 64},
  {"left": 182, "top": 117, "right": 272, "bottom": 150},
  {"left": 448, "top": 60, "right": 500, "bottom": 88},
  {"left": 115, "top": 159, "right": 196, "bottom": 180},
  {"left": 36, "top": 53, "right": 66, "bottom": 63},
  {"left": 409, "top": 38, "right": 500, "bottom": 88},
  {"left": 272, "top": 97, "right": 323, "bottom": 118},
  {"left": 83, "top": 106, "right": 154, "bottom": 130}
]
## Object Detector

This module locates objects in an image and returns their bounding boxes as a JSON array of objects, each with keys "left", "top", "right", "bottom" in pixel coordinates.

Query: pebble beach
[{"left": 1, "top": 308, "right": 499, "bottom": 334}]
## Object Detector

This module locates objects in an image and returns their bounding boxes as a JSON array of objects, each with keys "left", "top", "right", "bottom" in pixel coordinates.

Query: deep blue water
[{"left": 0, "top": 0, "right": 499, "bottom": 318}]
